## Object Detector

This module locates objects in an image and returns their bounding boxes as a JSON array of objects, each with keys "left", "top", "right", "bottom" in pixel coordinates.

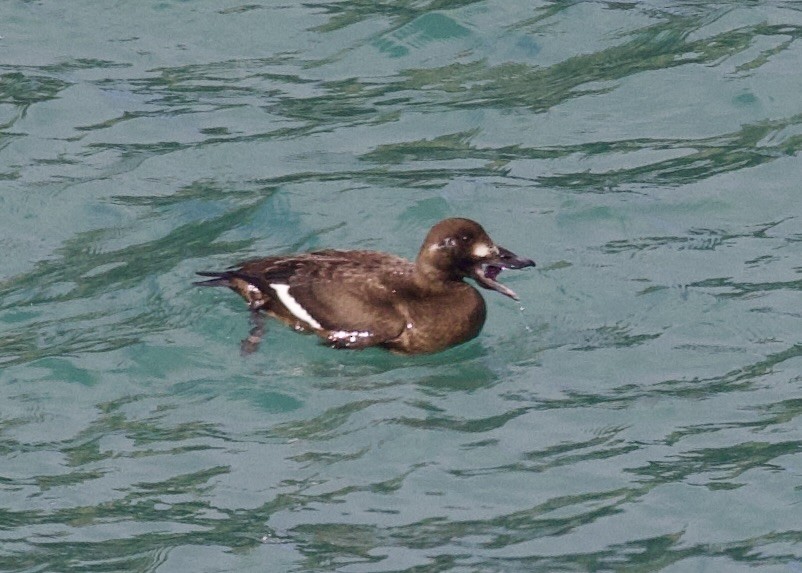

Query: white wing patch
[{"left": 269, "top": 283, "right": 323, "bottom": 330}]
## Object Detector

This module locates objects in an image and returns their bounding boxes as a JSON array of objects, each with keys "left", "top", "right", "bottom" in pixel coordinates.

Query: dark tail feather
[{"left": 194, "top": 271, "right": 234, "bottom": 288}]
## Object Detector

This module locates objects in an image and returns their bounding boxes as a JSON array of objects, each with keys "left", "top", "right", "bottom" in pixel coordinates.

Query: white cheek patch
[
  {"left": 269, "top": 283, "right": 323, "bottom": 330},
  {"left": 472, "top": 243, "right": 493, "bottom": 258}
]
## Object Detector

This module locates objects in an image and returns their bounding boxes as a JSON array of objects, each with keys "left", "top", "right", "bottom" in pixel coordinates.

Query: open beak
[{"left": 471, "top": 246, "right": 536, "bottom": 301}]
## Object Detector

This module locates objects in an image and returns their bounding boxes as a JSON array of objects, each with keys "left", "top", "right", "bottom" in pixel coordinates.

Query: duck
[{"left": 196, "top": 217, "right": 535, "bottom": 355}]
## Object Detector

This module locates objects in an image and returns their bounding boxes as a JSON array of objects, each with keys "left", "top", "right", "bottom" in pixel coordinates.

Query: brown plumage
[{"left": 196, "top": 218, "right": 535, "bottom": 355}]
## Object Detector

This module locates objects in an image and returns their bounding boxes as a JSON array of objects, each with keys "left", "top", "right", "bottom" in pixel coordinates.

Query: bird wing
[{"left": 236, "top": 251, "right": 412, "bottom": 348}]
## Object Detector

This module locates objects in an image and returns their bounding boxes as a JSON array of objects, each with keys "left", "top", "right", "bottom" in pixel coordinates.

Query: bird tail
[{"left": 193, "top": 271, "right": 235, "bottom": 288}]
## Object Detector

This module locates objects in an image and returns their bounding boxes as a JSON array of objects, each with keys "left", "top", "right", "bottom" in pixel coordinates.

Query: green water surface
[{"left": 1, "top": 1, "right": 802, "bottom": 571}]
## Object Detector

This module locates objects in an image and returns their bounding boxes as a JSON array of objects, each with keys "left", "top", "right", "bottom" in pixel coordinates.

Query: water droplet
[{"left": 517, "top": 305, "right": 533, "bottom": 332}]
